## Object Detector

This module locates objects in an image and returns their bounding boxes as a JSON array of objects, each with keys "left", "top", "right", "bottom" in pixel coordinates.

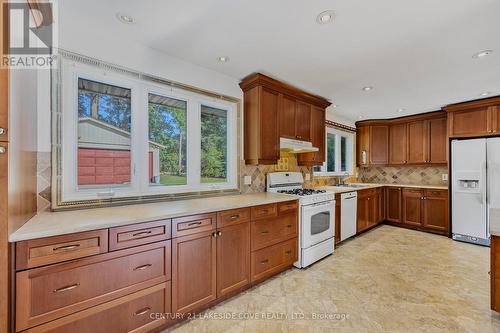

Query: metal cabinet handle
[
  {"left": 285, "top": 250, "right": 292, "bottom": 255},
  {"left": 260, "top": 259, "right": 269, "bottom": 264},
  {"left": 261, "top": 231, "right": 269, "bottom": 234},
  {"left": 134, "top": 307, "right": 151, "bottom": 316},
  {"left": 0, "top": 128, "right": 5, "bottom": 135},
  {"left": 212, "top": 232, "right": 218, "bottom": 238},
  {"left": 132, "top": 230, "right": 152, "bottom": 237},
  {"left": 53, "top": 283, "right": 80, "bottom": 293},
  {"left": 217, "top": 231, "right": 222, "bottom": 237},
  {"left": 286, "top": 224, "right": 292, "bottom": 228},
  {"left": 133, "top": 264, "right": 152, "bottom": 271},
  {"left": 229, "top": 215, "right": 239, "bottom": 220},
  {"left": 187, "top": 221, "right": 203, "bottom": 227},
  {"left": 0, "top": 147, "right": 5, "bottom": 154},
  {"left": 53, "top": 244, "right": 80, "bottom": 252}
]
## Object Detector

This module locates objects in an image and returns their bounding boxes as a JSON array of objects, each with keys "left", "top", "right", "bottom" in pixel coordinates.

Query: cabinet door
[
  {"left": 299, "top": 106, "right": 325, "bottom": 165},
  {"left": 378, "top": 188, "right": 385, "bottom": 222},
  {"left": 402, "top": 189, "right": 423, "bottom": 226},
  {"left": 259, "top": 87, "right": 280, "bottom": 162},
  {"left": 356, "top": 197, "right": 369, "bottom": 233},
  {"left": 368, "top": 194, "right": 378, "bottom": 227},
  {"left": 449, "top": 107, "right": 490, "bottom": 137},
  {"left": 389, "top": 124, "right": 407, "bottom": 165},
  {"left": 216, "top": 222, "right": 250, "bottom": 298},
  {"left": 422, "top": 190, "right": 448, "bottom": 233},
  {"left": 492, "top": 236, "right": 500, "bottom": 312},
  {"left": 386, "top": 187, "right": 402, "bottom": 223},
  {"left": 335, "top": 195, "right": 341, "bottom": 244},
  {"left": 172, "top": 231, "right": 216, "bottom": 314},
  {"left": 357, "top": 127, "right": 370, "bottom": 166},
  {"left": 0, "top": 68, "right": 7, "bottom": 142},
  {"left": 278, "top": 94, "right": 296, "bottom": 139},
  {"left": 491, "top": 106, "right": 500, "bottom": 135},
  {"left": 295, "top": 101, "right": 311, "bottom": 141},
  {"left": 369, "top": 126, "right": 389, "bottom": 165},
  {"left": 428, "top": 118, "right": 447, "bottom": 164},
  {"left": 407, "top": 121, "right": 428, "bottom": 164}
]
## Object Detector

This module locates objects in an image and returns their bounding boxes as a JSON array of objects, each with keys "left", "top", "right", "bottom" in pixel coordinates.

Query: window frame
[
  {"left": 60, "top": 59, "right": 238, "bottom": 203},
  {"left": 313, "top": 127, "right": 354, "bottom": 177}
]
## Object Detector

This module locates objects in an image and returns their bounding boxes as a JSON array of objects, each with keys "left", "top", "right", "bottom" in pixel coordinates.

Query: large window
[
  {"left": 314, "top": 127, "right": 354, "bottom": 176},
  {"left": 61, "top": 61, "right": 238, "bottom": 202}
]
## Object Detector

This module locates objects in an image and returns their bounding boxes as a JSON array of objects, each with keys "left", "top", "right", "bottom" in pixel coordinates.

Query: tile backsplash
[{"left": 357, "top": 165, "right": 448, "bottom": 186}]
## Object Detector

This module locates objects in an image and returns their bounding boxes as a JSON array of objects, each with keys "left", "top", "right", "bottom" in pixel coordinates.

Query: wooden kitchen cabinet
[
  {"left": 389, "top": 124, "right": 407, "bottom": 165},
  {"left": 216, "top": 221, "right": 250, "bottom": 298},
  {"left": 356, "top": 126, "right": 370, "bottom": 166},
  {"left": 172, "top": 230, "right": 217, "bottom": 314},
  {"left": 428, "top": 117, "right": 448, "bottom": 164},
  {"left": 356, "top": 188, "right": 382, "bottom": 233},
  {"left": 445, "top": 97, "right": 500, "bottom": 138},
  {"left": 369, "top": 126, "right": 389, "bottom": 165},
  {"left": 386, "top": 187, "right": 402, "bottom": 223},
  {"left": 0, "top": 68, "right": 7, "bottom": 142},
  {"left": 492, "top": 236, "right": 500, "bottom": 312},
  {"left": 298, "top": 105, "right": 326, "bottom": 165},
  {"left": 407, "top": 120, "right": 428, "bottom": 164},
  {"left": 402, "top": 188, "right": 423, "bottom": 226},
  {"left": 240, "top": 73, "right": 330, "bottom": 165},
  {"left": 422, "top": 189, "right": 449, "bottom": 232},
  {"left": 335, "top": 194, "right": 341, "bottom": 244}
]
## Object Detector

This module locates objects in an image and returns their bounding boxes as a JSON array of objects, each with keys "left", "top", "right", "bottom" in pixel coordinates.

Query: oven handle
[{"left": 304, "top": 201, "right": 334, "bottom": 209}]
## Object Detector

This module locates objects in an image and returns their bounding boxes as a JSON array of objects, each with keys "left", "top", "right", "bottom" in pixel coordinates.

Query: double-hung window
[
  {"left": 313, "top": 127, "right": 354, "bottom": 176},
  {"left": 60, "top": 60, "right": 238, "bottom": 203}
]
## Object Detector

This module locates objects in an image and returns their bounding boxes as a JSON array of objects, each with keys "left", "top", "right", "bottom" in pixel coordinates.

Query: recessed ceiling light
[
  {"left": 480, "top": 92, "right": 491, "bottom": 96},
  {"left": 116, "top": 13, "right": 134, "bottom": 24},
  {"left": 362, "top": 86, "right": 374, "bottom": 91},
  {"left": 358, "top": 116, "right": 363, "bottom": 119},
  {"left": 472, "top": 50, "right": 493, "bottom": 59},
  {"left": 398, "top": 108, "right": 406, "bottom": 112},
  {"left": 332, "top": 104, "right": 338, "bottom": 108},
  {"left": 217, "top": 56, "right": 230, "bottom": 63},
  {"left": 316, "top": 10, "right": 335, "bottom": 24}
]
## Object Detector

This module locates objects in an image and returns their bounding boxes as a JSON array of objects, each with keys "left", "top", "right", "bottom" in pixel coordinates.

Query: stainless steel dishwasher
[{"left": 340, "top": 191, "right": 357, "bottom": 241}]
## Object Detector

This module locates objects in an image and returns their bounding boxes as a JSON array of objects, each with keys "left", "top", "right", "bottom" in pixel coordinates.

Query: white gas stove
[{"left": 267, "top": 172, "right": 336, "bottom": 268}]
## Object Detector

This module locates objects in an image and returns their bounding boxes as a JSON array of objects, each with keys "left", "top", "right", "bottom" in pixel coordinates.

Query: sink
[{"left": 336, "top": 184, "right": 370, "bottom": 188}]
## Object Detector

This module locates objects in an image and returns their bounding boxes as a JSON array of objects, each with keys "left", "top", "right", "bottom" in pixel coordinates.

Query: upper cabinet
[
  {"left": 240, "top": 73, "right": 330, "bottom": 165},
  {"left": 445, "top": 97, "right": 500, "bottom": 138},
  {"left": 356, "top": 111, "right": 448, "bottom": 167}
]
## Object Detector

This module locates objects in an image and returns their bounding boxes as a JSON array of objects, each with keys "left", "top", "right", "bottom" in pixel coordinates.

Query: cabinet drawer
[
  {"left": 277, "top": 200, "right": 298, "bottom": 215},
  {"left": 425, "top": 189, "right": 448, "bottom": 198},
  {"left": 16, "top": 241, "right": 170, "bottom": 331},
  {"left": 251, "top": 238, "right": 297, "bottom": 282},
  {"left": 172, "top": 213, "right": 216, "bottom": 238},
  {"left": 251, "top": 203, "right": 278, "bottom": 220},
  {"left": 110, "top": 220, "right": 171, "bottom": 251},
  {"left": 403, "top": 188, "right": 424, "bottom": 195},
  {"left": 251, "top": 214, "right": 297, "bottom": 251},
  {"left": 357, "top": 188, "right": 378, "bottom": 197},
  {"left": 24, "top": 283, "right": 170, "bottom": 333},
  {"left": 16, "top": 230, "right": 108, "bottom": 270},
  {"left": 217, "top": 208, "right": 251, "bottom": 228}
]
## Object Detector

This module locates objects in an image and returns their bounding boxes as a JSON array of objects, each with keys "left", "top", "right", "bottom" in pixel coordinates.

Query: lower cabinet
[
  {"left": 172, "top": 230, "right": 217, "bottom": 314},
  {"left": 402, "top": 189, "right": 423, "bottom": 226},
  {"left": 492, "top": 236, "right": 500, "bottom": 312},
  {"left": 386, "top": 187, "right": 402, "bottom": 223},
  {"left": 23, "top": 283, "right": 169, "bottom": 333},
  {"left": 399, "top": 188, "right": 449, "bottom": 234},
  {"left": 356, "top": 188, "right": 384, "bottom": 234}
]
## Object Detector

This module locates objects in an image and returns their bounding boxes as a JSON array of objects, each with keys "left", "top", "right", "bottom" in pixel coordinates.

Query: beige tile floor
[{"left": 164, "top": 225, "right": 500, "bottom": 333}]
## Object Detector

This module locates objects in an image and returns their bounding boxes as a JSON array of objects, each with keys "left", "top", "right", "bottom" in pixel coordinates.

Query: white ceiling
[{"left": 60, "top": 0, "right": 500, "bottom": 122}]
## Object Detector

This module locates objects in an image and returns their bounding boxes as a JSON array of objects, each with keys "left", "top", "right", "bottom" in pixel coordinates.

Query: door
[
  {"left": 428, "top": 118, "right": 447, "bottom": 164},
  {"left": 216, "top": 222, "right": 250, "bottom": 298},
  {"left": 356, "top": 196, "right": 369, "bottom": 232},
  {"left": 449, "top": 107, "right": 490, "bottom": 137},
  {"left": 357, "top": 127, "right": 369, "bottom": 166},
  {"left": 368, "top": 194, "right": 378, "bottom": 227},
  {"left": 451, "top": 139, "right": 487, "bottom": 239},
  {"left": 423, "top": 190, "right": 449, "bottom": 232},
  {"left": 295, "top": 101, "right": 311, "bottom": 141},
  {"left": 389, "top": 124, "right": 407, "bottom": 165},
  {"left": 172, "top": 231, "right": 216, "bottom": 314},
  {"left": 278, "top": 94, "right": 296, "bottom": 139},
  {"left": 402, "top": 189, "right": 423, "bottom": 226},
  {"left": 386, "top": 187, "right": 402, "bottom": 223},
  {"left": 407, "top": 121, "right": 428, "bottom": 164},
  {"left": 369, "top": 126, "right": 389, "bottom": 165},
  {"left": 259, "top": 87, "right": 280, "bottom": 161},
  {"left": 488, "top": 138, "right": 500, "bottom": 236},
  {"left": 0, "top": 68, "right": 7, "bottom": 142},
  {"left": 301, "top": 201, "right": 334, "bottom": 248}
]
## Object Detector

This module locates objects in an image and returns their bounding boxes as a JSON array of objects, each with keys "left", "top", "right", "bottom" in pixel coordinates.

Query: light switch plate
[
  {"left": 442, "top": 174, "right": 448, "bottom": 181},
  {"left": 244, "top": 175, "right": 252, "bottom": 185},
  {"left": 305, "top": 173, "right": 311, "bottom": 181}
]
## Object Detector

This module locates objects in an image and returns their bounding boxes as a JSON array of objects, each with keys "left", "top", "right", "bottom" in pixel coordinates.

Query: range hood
[{"left": 280, "top": 137, "right": 319, "bottom": 154}]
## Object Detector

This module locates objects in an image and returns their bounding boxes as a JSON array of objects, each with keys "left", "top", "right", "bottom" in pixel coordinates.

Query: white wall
[{"left": 326, "top": 106, "right": 356, "bottom": 128}]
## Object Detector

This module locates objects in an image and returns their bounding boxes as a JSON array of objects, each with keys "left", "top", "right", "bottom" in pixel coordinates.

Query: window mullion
[
  {"left": 133, "top": 87, "right": 149, "bottom": 194},
  {"left": 187, "top": 99, "right": 201, "bottom": 188}
]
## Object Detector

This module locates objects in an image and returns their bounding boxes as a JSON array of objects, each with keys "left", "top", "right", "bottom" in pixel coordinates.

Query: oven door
[{"left": 301, "top": 201, "right": 334, "bottom": 249}]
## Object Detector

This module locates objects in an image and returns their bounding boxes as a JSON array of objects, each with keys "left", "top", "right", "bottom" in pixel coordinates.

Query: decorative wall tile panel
[{"left": 357, "top": 166, "right": 448, "bottom": 186}]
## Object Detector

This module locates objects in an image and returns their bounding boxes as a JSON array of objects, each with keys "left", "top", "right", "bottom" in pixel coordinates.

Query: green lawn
[{"left": 159, "top": 174, "right": 226, "bottom": 185}]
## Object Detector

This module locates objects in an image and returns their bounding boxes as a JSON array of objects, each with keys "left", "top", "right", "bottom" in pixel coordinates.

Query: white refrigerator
[{"left": 451, "top": 138, "right": 500, "bottom": 246}]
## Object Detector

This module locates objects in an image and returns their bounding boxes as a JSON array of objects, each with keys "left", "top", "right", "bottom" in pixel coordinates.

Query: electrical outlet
[
  {"left": 305, "top": 173, "right": 311, "bottom": 181},
  {"left": 442, "top": 174, "right": 448, "bottom": 181},
  {"left": 244, "top": 175, "right": 252, "bottom": 185}
]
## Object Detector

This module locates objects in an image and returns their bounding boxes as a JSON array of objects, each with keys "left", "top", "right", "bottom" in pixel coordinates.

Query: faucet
[{"left": 337, "top": 172, "right": 350, "bottom": 186}]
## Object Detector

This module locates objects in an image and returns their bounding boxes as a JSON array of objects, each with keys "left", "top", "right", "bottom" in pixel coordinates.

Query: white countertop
[
  {"left": 490, "top": 208, "right": 500, "bottom": 237},
  {"left": 318, "top": 183, "right": 448, "bottom": 194},
  {"left": 9, "top": 192, "right": 295, "bottom": 242}
]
